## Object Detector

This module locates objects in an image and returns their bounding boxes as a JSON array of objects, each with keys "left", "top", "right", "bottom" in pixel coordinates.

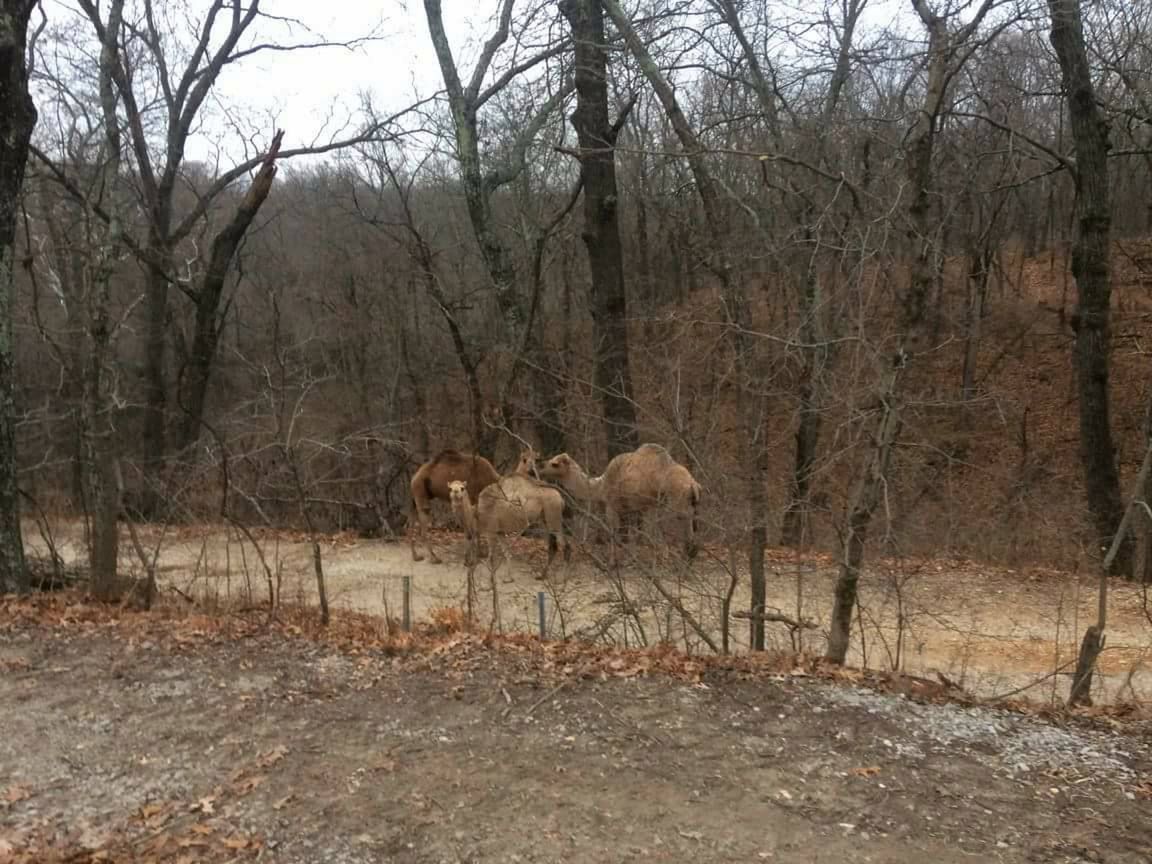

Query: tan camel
[
  {"left": 448, "top": 469, "right": 570, "bottom": 580},
  {"left": 537, "top": 443, "right": 701, "bottom": 559},
  {"left": 408, "top": 449, "right": 500, "bottom": 563}
]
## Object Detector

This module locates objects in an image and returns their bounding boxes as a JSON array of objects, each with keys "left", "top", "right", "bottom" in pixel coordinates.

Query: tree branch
[
  {"left": 484, "top": 78, "right": 575, "bottom": 192},
  {"left": 467, "top": 0, "right": 516, "bottom": 102}
]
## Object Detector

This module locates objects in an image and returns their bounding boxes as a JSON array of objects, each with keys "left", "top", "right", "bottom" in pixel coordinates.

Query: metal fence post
[{"left": 537, "top": 590, "right": 546, "bottom": 640}]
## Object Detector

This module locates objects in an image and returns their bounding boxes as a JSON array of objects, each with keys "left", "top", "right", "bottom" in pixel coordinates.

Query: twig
[{"left": 523, "top": 680, "right": 569, "bottom": 717}]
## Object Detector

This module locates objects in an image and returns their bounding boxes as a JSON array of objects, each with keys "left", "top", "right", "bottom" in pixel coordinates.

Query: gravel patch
[{"left": 811, "top": 682, "right": 1141, "bottom": 783}]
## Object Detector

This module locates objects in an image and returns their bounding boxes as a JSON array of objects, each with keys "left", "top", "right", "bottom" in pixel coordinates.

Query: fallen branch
[{"left": 732, "top": 609, "right": 818, "bottom": 631}]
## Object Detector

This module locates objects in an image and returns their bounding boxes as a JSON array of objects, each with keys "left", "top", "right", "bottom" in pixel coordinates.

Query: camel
[
  {"left": 448, "top": 468, "right": 570, "bottom": 580},
  {"left": 537, "top": 443, "right": 701, "bottom": 560},
  {"left": 408, "top": 449, "right": 500, "bottom": 563}
]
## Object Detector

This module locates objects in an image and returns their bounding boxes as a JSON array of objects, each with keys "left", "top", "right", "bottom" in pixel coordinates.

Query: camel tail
[
  {"left": 691, "top": 483, "right": 701, "bottom": 536},
  {"left": 687, "top": 483, "right": 701, "bottom": 559}
]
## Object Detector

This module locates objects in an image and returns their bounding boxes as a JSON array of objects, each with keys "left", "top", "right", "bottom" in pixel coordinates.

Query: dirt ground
[
  {"left": 23, "top": 516, "right": 1152, "bottom": 705},
  {"left": 1, "top": 603, "right": 1150, "bottom": 864}
]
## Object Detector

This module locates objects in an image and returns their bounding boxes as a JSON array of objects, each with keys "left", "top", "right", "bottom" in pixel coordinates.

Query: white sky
[
  {"left": 196, "top": 1, "right": 452, "bottom": 162},
  {"left": 35, "top": 0, "right": 918, "bottom": 171},
  {"left": 36, "top": 0, "right": 499, "bottom": 167}
]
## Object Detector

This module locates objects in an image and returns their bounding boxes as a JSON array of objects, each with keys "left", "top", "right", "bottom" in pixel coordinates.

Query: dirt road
[
  {"left": 23, "top": 516, "right": 1152, "bottom": 702},
  {"left": 1, "top": 612, "right": 1149, "bottom": 863}
]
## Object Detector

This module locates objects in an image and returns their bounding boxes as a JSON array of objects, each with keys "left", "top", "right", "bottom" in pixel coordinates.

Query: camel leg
[
  {"left": 555, "top": 506, "right": 571, "bottom": 564},
  {"left": 538, "top": 541, "right": 554, "bottom": 581},
  {"left": 605, "top": 504, "right": 622, "bottom": 570},
  {"left": 409, "top": 500, "right": 426, "bottom": 562},
  {"left": 486, "top": 532, "right": 502, "bottom": 573},
  {"left": 463, "top": 526, "right": 478, "bottom": 568},
  {"left": 684, "top": 510, "right": 699, "bottom": 559},
  {"left": 421, "top": 503, "right": 443, "bottom": 564},
  {"left": 685, "top": 494, "right": 700, "bottom": 560}
]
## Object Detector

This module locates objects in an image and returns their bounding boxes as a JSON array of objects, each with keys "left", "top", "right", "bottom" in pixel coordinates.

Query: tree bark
[
  {"left": 826, "top": 360, "right": 904, "bottom": 664},
  {"left": 0, "top": 0, "right": 38, "bottom": 594},
  {"left": 422, "top": 0, "right": 522, "bottom": 338},
  {"left": 1048, "top": 0, "right": 1132, "bottom": 577},
  {"left": 559, "top": 0, "right": 639, "bottom": 457},
  {"left": 178, "top": 131, "right": 284, "bottom": 452},
  {"left": 86, "top": 0, "right": 128, "bottom": 602},
  {"left": 138, "top": 248, "right": 169, "bottom": 513}
]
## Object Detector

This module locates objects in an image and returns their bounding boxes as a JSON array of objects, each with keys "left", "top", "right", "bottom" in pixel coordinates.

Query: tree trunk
[
  {"left": 1141, "top": 395, "right": 1152, "bottom": 584},
  {"left": 748, "top": 441, "right": 769, "bottom": 650},
  {"left": 0, "top": 0, "right": 38, "bottom": 594},
  {"left": 422, "top": 0, "right": 529, "bottom": 354},
  {"left": 138, "top": 249, "right": 169, "bottom": 513},
  {"left": 87, "top": 0, "right": 128, "bottom": 602},
  {"left": 560, "top": 0, "right": 639, "bottom": 458},
  {"left": 960, "top": 243, "right": 992, "bottom": 400},
  {"left": 178, "top": 131, "right": 284, "bottom": 452},
  {"left": 1048, "top": 0, "right": 1132, "bottom": 577},
  {"left": 780, "top": 358, "right": 821, "bottom": 547},
  {"left": 826, "top": 361, "right": 904, "bottom": 664}
]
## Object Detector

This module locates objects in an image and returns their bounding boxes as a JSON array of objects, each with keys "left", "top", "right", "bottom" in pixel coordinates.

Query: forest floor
[
  {"left": 1, "top": 596, "right": 1151, "bottom": 864},
  {"left": 24, "top": 516, "right": 1152, "bottom": 705}
]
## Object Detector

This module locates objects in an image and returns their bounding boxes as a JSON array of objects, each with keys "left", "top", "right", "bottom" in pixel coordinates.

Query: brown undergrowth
[{"left": 4, "top": 590, "right": 1147, "bottom": 733}]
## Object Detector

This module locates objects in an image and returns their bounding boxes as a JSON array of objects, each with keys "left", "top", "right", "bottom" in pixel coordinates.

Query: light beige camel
[
  {"left": 448, "top": 468, "right": 570, "bottom": 580},
  {"left": 537, "top": 443, "right": 701, "bottom": 559},
  {"left": 408, "top": 449, "right": 500, "bottom": 563}
]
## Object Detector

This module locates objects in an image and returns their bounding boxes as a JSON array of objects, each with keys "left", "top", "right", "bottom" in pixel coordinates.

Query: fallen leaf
[
  {"left": 272, "top": 795, "right": 294, "bottom": 811},
  {"left": 2, "top": 786, "right": 32, "bottom": 804},
  {"left": 140, "top": 801, "right": 173, "bottom": 827},
  {"left": 223, "top": 834, "right": 262, "bottom": 850},
  {"left": 232, "top": 773, "right": 266, "bottom": 794},
  {"left": 257, "top": 744, "right": 289, "bottom": 767},
  {"left": 190, "top": 823, "right": 214, "bottom": 835},
  {"left": 193, "top": 795, "right": 217, "bottom": 814},
  {"left": 853, "top": 766, "right": 881, "bottom": 777}
]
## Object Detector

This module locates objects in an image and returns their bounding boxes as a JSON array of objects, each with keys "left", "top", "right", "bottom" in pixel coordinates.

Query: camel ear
[{"left": 552, "top": 454, "right": 571, "bottom": 467}]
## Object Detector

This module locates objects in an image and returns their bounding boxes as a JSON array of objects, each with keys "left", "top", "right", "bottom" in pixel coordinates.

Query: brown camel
[
  {"left": 408, "top": 449, "right": 500, "bottom": 563},
  {"left": 449, "top": 469, "right": 570, "bottom": 580},
  {"left": 537, "top": 443, "right": 701, "bottom": 559}
]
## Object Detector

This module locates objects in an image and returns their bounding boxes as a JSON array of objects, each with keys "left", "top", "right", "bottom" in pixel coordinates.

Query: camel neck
[{"left": 571, "top": 470, "right": 605, "bottom": 501}]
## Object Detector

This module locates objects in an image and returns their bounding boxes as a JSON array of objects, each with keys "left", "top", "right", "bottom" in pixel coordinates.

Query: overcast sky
[
  {"left": 36, "top": 0, "right": 915, "bottom": 170},
  {"left": 37, "top": 0, "right": 500, "bottom": 166},
  {"left": 196, "top": 1, "right": 446, "bottom": 162}
]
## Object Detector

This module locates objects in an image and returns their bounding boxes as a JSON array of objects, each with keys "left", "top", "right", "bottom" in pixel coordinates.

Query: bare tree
[
  {"left": 422, "top": 0, "right": 572, "bottom": 456},
  {"left": 178, "top": 130, "right": 285, "bottom": 451},
  {"left": 1048, "top": 0, "right": 1131, "bottom": 576},
  {"left": 560, "top": 0, "right": 639, "bottom": 457},
  {"left": 34, "top": 0, "right": 387, "bottom": 515},
  {"left": 0, "top": 0, "right": 39, "bottom": 593},
  {"left": 85, "top": 0, "right": 129, "bottom": 601},
  {"left": 602, "top": 0, "right": 769, "bottom": 649},
  {"left": 825, "top": 0, "right": 1004, "bottom": 664}
]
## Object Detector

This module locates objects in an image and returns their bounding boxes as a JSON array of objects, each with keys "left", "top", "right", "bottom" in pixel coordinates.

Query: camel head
[
  {"left": 515, "top": 447, "right": 539, "bottom": 477},
  {"left": 537, "top": 452, "right": 577, "bottom": 482},
  {"left": 447, "top": 479, "right": 469, "bottom": 505}
]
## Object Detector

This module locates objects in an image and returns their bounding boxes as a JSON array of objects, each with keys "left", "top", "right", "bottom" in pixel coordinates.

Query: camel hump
[
  {"left": 428, "top": 449, "right": 481, "bottom": 469},
  {"left": 636, "top": 443, "right": 671, "bottom": 457}
]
